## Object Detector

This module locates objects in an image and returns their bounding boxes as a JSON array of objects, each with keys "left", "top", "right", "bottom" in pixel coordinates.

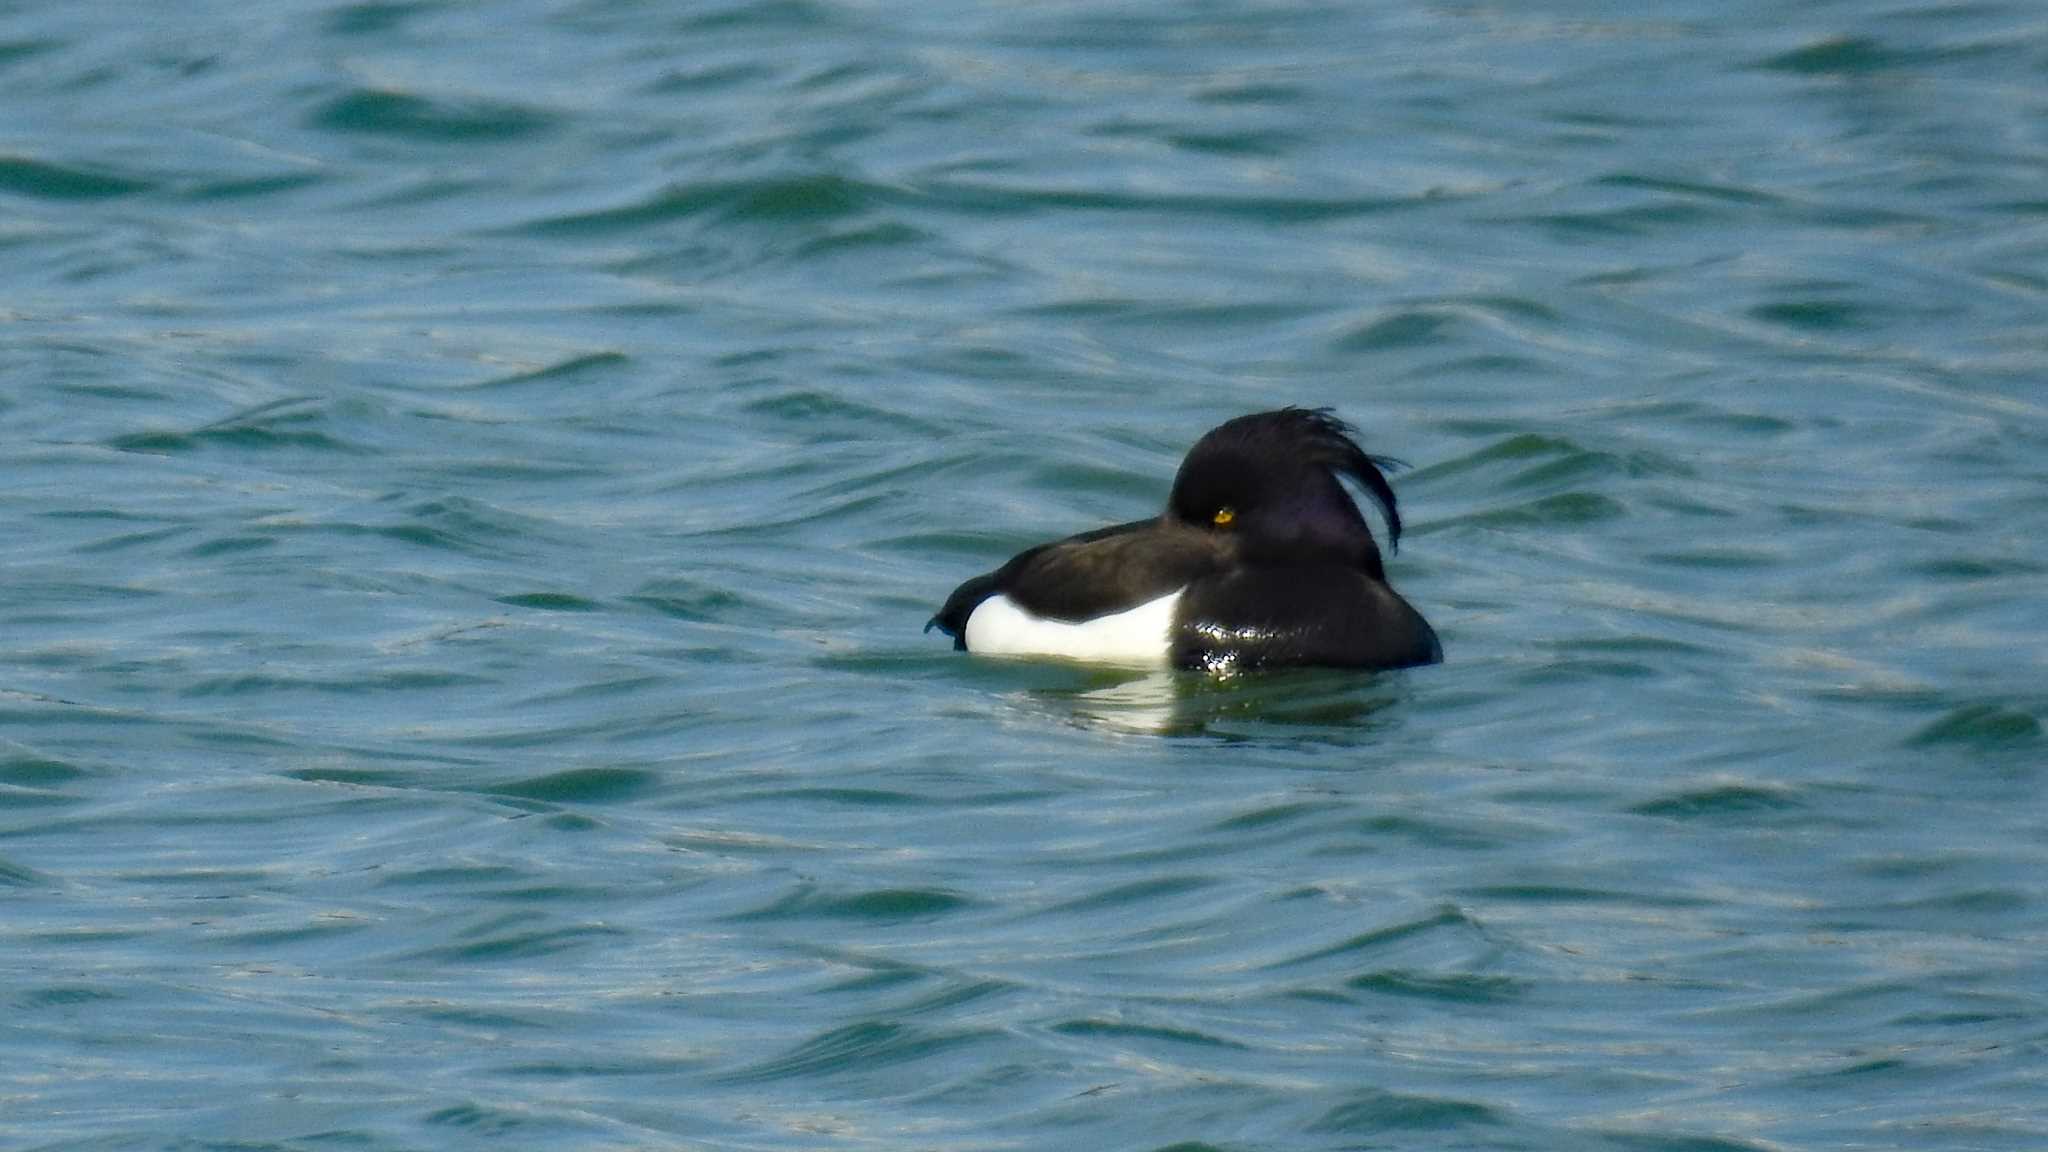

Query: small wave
[
  {"left": 1908, "top": 703, "right": 2040, "bottom": 748},
  {"left": 308, "top": 87, "right": 560, "bottom": 142},
  {"left": 520, "top": 174, "right": 880, "bottom": 236},
  {"left": 721, "top": 1019, "right": 998, "bottom": 1084},
  {"left": 491, "top": 766, "right": 661, "bottom": 804},
  {"left": 728, "top": 883, "right": 973, "bottom": 923},
  {"left": 1310, "top": 1087, "right": 1507, "bottom": 1133},
  {"left": 1051, "top": 1016, "right": 1249, "bottom": 1050},
  {"left": 0, "top": 155, "right": 152, "bottom": 200}
]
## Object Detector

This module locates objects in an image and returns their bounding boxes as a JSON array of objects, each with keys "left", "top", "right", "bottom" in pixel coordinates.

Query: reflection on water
[{"left": 1029, "top": 666, "right": 1414, "bottom": 738}]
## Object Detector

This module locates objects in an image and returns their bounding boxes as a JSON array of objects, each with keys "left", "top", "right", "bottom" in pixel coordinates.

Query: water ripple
[
  {"left": 0, "top": 155, "right": 153, "bottom": 200},
  {"left": 310, "top": 86, "right": 563, "bottom": 142}
]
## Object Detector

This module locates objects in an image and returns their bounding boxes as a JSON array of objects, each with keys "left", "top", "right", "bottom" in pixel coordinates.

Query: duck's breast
[{"left": 1170, "top": 565, "right": 1440, "bottom": 671}]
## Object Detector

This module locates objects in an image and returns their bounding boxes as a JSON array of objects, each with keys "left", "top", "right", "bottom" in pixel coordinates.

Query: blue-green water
[{"left": 5, "top": 1, "right": 2046, "bottom": 1148}]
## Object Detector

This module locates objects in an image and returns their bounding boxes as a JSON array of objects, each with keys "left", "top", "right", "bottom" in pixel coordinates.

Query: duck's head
[{"left": 1165, "top": 407, "right": 1403, "bottom": 577}]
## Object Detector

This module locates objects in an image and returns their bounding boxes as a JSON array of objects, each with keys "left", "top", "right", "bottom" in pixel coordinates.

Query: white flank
[{"left": 963, "top": 590, "right": 1181, "bottom": 667}]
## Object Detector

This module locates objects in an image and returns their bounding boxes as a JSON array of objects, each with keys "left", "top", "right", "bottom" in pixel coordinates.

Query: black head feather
[
  {"left": 1277, "top": 407, "right": 1404, "bottom": 549},
  {"left": 1166, "top": 407, "right": 1405, "bottom": 574}
]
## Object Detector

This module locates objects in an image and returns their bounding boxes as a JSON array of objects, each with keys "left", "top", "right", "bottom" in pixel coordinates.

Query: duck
[{"left": 926, "top": 408, "right": 1441, "bottom": 672}]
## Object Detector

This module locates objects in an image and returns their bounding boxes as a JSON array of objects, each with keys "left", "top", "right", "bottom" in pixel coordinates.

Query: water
[{"left": 4, "top": 1, "right": 2045, "bottom": 1148}]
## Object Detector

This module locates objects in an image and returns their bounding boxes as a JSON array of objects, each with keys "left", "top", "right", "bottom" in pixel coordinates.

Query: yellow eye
[{"left": 1212, "top": 506, "right": 1235, "bottom": 526}]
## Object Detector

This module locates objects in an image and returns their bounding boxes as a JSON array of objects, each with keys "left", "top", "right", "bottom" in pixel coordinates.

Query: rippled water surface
[{"left": 5, "top": 2, "right": 2046, "bottom": 1148}]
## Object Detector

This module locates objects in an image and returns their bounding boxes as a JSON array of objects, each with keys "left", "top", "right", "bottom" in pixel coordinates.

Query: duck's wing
[
  {"left": 1170, "top": 565, "right": 1441, "bottom": 672},
  {"left": 927, "top": 518, "right": 1220, "bottom": 648}
]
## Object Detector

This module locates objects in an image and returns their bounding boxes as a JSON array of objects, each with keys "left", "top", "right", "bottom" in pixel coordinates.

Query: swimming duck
[{"left": 927, "top": 408, "right": 1441, "bottom": 672}]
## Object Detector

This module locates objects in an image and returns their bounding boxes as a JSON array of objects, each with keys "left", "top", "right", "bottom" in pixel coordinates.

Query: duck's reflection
[{"left": 1015, "top": 665, "right": 1413, "bottom": 738}]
